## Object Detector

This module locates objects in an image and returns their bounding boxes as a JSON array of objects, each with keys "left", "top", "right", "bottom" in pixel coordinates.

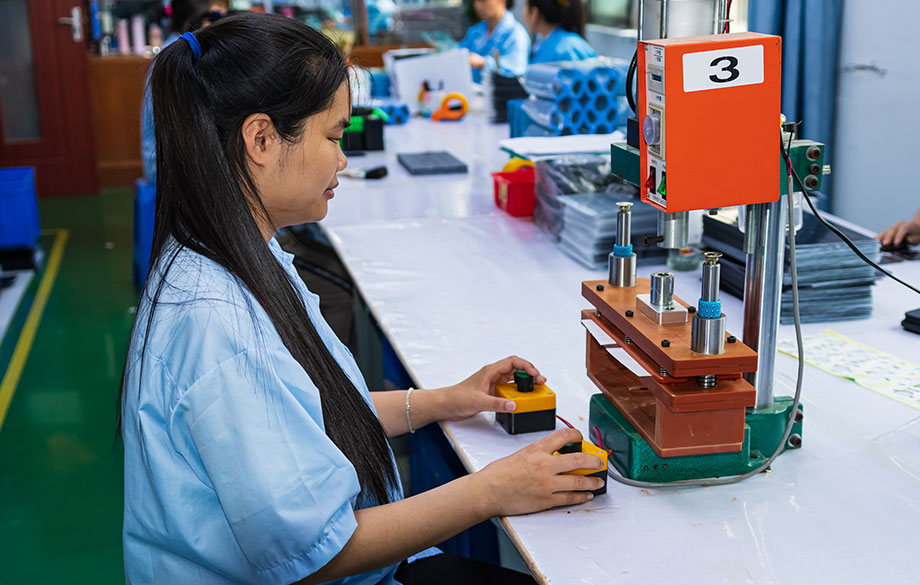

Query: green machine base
[{"left": 588, "top": 394, "right": 803, "bottom": 482}]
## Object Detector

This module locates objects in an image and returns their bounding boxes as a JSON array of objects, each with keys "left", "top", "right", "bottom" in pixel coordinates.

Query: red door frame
[{"left": 0, "top": 0, "right": 98, "bottom": 197}]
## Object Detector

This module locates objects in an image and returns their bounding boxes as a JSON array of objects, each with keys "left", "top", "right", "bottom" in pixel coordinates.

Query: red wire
[
  {"left": 556, "top": 414, "right": 575, "bottom": 429},
  {"left": 724, "top": 0, "right": 734, "bottom": 33},
  {"left": 592, "top": 426, "right": 613, "bottom": 456}
]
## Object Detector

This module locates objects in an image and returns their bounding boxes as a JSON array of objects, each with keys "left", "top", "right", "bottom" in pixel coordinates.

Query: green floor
[{"left": 0, "top": 189, "right": 136, "bottom": 582}]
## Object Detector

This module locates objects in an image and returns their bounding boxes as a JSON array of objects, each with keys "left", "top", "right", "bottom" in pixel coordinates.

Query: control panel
[{"left": 638, "top": 32, "right": 782, "bottom": 213}]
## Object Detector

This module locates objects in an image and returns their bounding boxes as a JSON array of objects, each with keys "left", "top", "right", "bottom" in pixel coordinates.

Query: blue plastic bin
[
  {"left": 133, "top": 178, "right": 156, "bottom": 288},
  {"left": 0, "top": 167, "right": 41, "bottom": 250}
]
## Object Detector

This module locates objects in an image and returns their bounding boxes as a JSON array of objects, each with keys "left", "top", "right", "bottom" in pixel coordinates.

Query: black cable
[
  {"left": 790, "top": 167, "right": 920, "bottom": 297},
  {"left": 626, "top": 49, "right": 638, "bottom": 114}
]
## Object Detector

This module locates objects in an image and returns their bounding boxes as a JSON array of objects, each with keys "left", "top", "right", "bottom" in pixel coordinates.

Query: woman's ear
[{"left": 241, "top": 113, "right": 278, "bottom": 167}]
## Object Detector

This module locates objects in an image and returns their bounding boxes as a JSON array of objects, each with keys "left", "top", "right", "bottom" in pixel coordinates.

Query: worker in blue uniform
[
  {"left": 524, "top": 0, "right": 595, "bottom": 64},
  {"left": 122, "top": 12, "right": 602, "bottom": 585},
  {"left": 459, "top": 0, "right": 531, "bottom": 82}
]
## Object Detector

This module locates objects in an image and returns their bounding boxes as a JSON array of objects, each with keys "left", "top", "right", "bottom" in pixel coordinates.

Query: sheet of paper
[
  {"left": 499, "top": 132, "right": 626, "bottom": 159},
  {"left": 778, "top": 329, "right": 920, "bottom": 410}
]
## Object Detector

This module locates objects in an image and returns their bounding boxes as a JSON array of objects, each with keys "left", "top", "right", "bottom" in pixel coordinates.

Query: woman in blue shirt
[
  {"left": 524, "top": 0, "right": 596, "bottom": 64},
  {"left": 459, "top": 0, "right": 531, "bottom": 81},
  {"left": 122, "top": 13, "right": 601, "bottom": 585}
]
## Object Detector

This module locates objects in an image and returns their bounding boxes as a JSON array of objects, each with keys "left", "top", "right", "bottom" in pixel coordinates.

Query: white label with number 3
[{"left": 682, "top": 44, "right": 764, "bottom": 93}]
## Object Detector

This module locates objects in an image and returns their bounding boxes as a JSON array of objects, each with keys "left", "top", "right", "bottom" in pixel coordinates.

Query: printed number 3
[{"left": 709, "top": 56, "right": 740, "bottom": 83}]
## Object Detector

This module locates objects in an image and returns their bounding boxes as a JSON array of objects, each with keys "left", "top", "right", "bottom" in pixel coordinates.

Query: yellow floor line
[{"left": 0, "top": 229, "right": 69, "bottom": 431}]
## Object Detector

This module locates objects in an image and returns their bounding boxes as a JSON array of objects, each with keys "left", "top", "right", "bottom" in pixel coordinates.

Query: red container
[{"left": 492, "top": 168, "right": 535, "bottom": 217}]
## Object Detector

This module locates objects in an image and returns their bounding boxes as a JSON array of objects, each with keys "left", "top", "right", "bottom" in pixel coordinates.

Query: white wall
[{"left": 832, "top": 0, "right": 920, "bottom": 232}]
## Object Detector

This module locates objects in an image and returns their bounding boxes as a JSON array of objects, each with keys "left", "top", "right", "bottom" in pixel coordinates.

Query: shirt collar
[
  {"left": 268, "top": 236, "right": 296, "bottom": 268},
  {"left": 493, "top": 10, "right": 515, "bottom": 36},
  {"left": 533, "top": 26, "right": 560, "bottom": 51}
]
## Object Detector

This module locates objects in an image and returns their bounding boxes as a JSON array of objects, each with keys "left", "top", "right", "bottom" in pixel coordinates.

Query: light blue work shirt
[
  {"left": 459, "top": 10, "right": 531, "bottom": 82},
  {"left": 530, "top": 27, "right": 596, "bottom": 64},
  {"left": 122, "top": 238, "right": 433, "bottom": 584},
  {"left": 140, "top": 33, "right": 179, "bottom": 184}
]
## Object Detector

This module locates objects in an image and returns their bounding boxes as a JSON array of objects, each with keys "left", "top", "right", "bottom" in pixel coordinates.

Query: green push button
[{"left": 657, "top": 172, "right": 667, "bottom": 196}]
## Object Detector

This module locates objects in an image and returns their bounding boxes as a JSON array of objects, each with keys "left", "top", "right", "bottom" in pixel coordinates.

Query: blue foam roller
[
  {"left": 521, "top": 96, "right": 583, "bottom": 132},
  {"left": 523, "top": 64, "right": 587, "bottom": 100}
]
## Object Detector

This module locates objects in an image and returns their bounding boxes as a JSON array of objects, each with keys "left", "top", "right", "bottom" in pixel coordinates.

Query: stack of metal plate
[
  {"left": 558, "top": 192, "right": 665, "bottom": 270},
  {"left": 702, "top": 210, "right": 880, "bottom": 324}
]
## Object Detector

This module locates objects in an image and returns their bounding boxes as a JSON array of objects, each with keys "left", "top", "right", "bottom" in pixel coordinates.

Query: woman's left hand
[{"left": 437, "top": 356, "right": 546, "bottom": 422}]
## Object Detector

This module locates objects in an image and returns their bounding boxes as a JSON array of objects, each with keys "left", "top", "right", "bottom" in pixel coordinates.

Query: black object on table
[
  {"left": 902, "top": 308, "right": 920, "bottom": 334},
  {"left": 397, "top": 151, "right": 468, "bottom": 175}
]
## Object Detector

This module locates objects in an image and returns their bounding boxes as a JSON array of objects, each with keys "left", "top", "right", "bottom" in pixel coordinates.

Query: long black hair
[
  {"left": 527, "top": 0, "right": 586, "bottom": 37},
  {"left": 123, "top": 13, "right": 398, "bottom": 505}
]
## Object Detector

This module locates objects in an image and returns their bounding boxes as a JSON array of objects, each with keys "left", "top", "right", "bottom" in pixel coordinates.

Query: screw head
[
  {"left": 617, "top": 201, "right": 634, "bottom": 212},
  {"left": 806, "top": 145, "right": 822, "bottom": 161},
  {"left": 688, "top": 306, "right": 696, "bottom": 314},
  {"left": 803, "top": 175, "right": 819, "bottom": 190},
  {"left": 625, "top": 309, "right": 634, "bottom": 317},
  {"left": 727, "top": 335, "right": 736, "bottom": 344},
  {"left": 661, "top": 339, "right": 670, "bottom": 347},
  {"left": 794, "top": 410, "right": 804, "bottom": 423},
  {"left": 596, "top": 284, "right": 604, "bottom": 291}
]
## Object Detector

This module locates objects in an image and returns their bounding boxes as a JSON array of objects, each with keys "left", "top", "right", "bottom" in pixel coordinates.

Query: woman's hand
[
  {"left": 877, "top": 216, "right": 920, "bottom": 249},
  {"left": 435, "top": 355, "right": 547, "bottom": 422},
  {"left": 469, "top": 53, "right": 486, "bottom": 69},
  {"left": 475, "top": 428, "right": 605, "bottom": 516}
]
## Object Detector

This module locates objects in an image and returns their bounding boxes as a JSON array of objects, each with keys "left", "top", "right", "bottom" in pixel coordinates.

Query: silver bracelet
[{"left": 405, "top": 388, "right": 416, "bottom": 434}]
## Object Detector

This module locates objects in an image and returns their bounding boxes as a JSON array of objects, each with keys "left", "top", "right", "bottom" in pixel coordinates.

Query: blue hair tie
[{"left": 180, "top": 32, "right": 201, "bottom": 60}]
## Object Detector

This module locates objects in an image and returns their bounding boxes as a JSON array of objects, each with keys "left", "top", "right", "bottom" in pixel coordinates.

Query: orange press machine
[{"left": 586, "top": 5, "right": 822, "bottom": 482}]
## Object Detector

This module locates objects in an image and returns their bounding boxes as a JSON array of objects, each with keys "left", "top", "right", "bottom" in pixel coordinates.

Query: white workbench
[{"left": 323, "top": 116, "right": 920, "bottom": 585}]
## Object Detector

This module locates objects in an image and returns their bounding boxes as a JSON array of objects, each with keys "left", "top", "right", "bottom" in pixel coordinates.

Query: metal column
[{"left": 742, "top": 198, "right": 787, "bottom": 410}]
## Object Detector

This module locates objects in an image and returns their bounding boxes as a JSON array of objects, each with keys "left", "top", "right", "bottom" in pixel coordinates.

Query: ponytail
[
  {"left": 527, "top": 0, "right": 586, "bottom": 37},
  {"left": 123, "top": 13, "right": 399, "bottom": 505}
]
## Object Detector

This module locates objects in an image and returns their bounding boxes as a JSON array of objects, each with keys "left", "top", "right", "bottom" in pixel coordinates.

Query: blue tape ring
[
  {"left": 613, "top": 244, "right": 633, "bottom": 258},
  {"left": 697, "top": 299, "right": 722, "bottom": 319}
]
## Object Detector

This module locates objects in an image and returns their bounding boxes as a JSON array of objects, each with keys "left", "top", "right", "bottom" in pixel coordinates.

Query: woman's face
[
  {"left": 524, "top": 3, "right": 539, "bottom": 32},
  {"left": 473, "top": 0, "right": 506, "bottom": 24},
  {"left": 250, "top": 83, "right": 349, "bottom": 235}
]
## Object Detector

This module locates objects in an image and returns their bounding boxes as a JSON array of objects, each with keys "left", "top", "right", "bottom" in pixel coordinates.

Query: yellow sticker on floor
[{"left": 778, "top": 329, "right": 920, "bottom": 410}]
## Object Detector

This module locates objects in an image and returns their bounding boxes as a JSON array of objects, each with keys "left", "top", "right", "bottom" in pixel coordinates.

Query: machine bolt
[
  {"left": 596, "top": 284, "right": 605, "bottom": 291},
  {"left": 661, "top": 339, "right": 670, "bottom": 347},
  {"left": 795, "top": 411, "right": 804, "bottom": 423},
  {"left": 596, "top": 310, "right": 602, "bottom": 317},
  {"left": 809, "top": 163, "right": 821, "bottom": 175},
  {"left": 803, "top": 175, "right": 819, "bottom": 190},
  {"left": 703, "top": 251, "right": 722, "bottom": 265},
  {"left": 660, "top": 368, "right": 668, "bottom": 377},
  {"left": 624, "top": 336, "right": 632, "bottom": 344},
  {"left": 806, "top": 146, "right": 822, "bottom": 161},
  {"left": 643, "top": 234, "right": 665, "bottom": 247},
  {"left": 788, "top": 434, "right": 802, "bottom": 448},
  {"left": 687, "top": 306, "right": 696, "bottom": 314},
  {"left": 727, "top": 335, "right": 736, "bottom": 344},
  {"left": 625, "top": 310, "right": 634, "bottom": 317}
]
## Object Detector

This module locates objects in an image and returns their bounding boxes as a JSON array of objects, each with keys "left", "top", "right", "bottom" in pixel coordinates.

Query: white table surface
[
  {"left": 321, "top": 115, "right": 920, "bottom": 585},
  {"left": 324, "top": 115, "right": 509, "bottom": 227}
]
